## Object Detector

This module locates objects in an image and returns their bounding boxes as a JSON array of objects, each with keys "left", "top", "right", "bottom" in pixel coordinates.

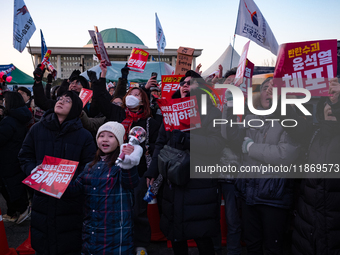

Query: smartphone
[{"left": 151, "top": 72, "right": 158, "bottom": 80}]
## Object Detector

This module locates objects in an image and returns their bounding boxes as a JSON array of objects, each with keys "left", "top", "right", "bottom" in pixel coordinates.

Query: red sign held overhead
[
  {"left": 22, "top": 156, "right": 79, "bottom": 199},
  {"left": 157, "top": 96, "right": 201, "bottom": 131},
  {"left": 161, "top": 75, "right": 184, "bottom": 100},
  {"left": 234, "top": 40, "right": 251, "bottom": 87},
  {"left": 79, "top": 88, "right": 93, "bottom": 107},
  {"left": 274, "top": 39, "right": 338, "bottom": 96},
  {"left": 127, "top": 48, "right": 149, "bottom": 73}
]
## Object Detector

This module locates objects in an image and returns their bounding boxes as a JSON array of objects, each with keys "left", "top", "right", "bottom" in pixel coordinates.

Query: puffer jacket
[
  {"left": 71, "top": 160, "right": 139, "bottom": 255},
  {"left": 224, "top": 104, "right": 300, "bottom": 209},
  {"left": 145, "top": 88, "right": 225, "bottom": 241},
  {"left": 0, "top": 106, "right": 32, "bottom": 202},
  {"left": 292, "top": 98, "right": 340, "bottom": 255},
  {"left": 18, "top": 110, "right": 96, "bottom": 255}
]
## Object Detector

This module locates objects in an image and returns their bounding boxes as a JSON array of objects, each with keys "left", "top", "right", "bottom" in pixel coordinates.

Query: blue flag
[
  {"left": 13, "top": 0, "right": 36, "bottom": 52},
  {"left": 40, "top": 29, "right": 48, "bottom": 59}
]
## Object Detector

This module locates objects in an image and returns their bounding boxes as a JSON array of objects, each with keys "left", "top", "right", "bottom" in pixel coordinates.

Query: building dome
[{"left": 86, "top": 28, "right": 145, "bottom": 46}]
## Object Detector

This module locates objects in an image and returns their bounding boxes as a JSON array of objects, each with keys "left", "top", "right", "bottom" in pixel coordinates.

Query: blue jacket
[
  {"left": 72, "top": 160, "right": 139, "bottom": 255},
  {"left": 18, "top": 110, "right": 96, "bottom": 255}
]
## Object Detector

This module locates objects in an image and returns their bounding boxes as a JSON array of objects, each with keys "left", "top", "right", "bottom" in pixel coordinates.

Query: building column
[
  {"left": 192, "top": 57, "right": 196, "bottom": 71},
  {"left": 81, "top": 55, "right": 85, "bottom": 72},
  {"left": 33, "top": 55, "right": 39, "bottom": 68},
  {"left": 57, "top": 55, "right": 61, "bottom": 79},
  {"left": 171, "top": 56, "right": 176, "bottom": 68}
]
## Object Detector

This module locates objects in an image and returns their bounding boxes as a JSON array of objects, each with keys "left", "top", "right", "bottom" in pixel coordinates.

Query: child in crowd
[{"left": 72, "top": 121, "right": 141, "bottom": 254}]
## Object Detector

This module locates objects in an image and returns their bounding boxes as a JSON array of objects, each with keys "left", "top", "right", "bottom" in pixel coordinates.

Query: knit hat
[
  {"left": 96, "top": 121, "right": 125, "bottom": 146},
  {"left": 59, "top": 91, "right": 83, "bottom": 121}
]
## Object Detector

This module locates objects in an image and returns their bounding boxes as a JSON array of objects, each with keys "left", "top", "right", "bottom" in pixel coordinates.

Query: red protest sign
[
  {"left": 128, "top": 48, "right": 149, "bottom": 73},
  {"left": 22, "top": 156, "right": 79, "bottom": 199},
  {"left": 238, "top": 59, "right": 254, "bottom": 96},
  {"left": 79, "top": 88, "right": 93, "bottom": 107},
  {"left": 274, "top": 39, "right": 338, "bottom": 96},
  {"left": 157, "top": 96, "right": 201, "bottom": 131},
  {"left": 234, "top": 40, "right": 251, "bottom": 87},
  {"left": 161, "top": 75, "right": 184, "bottom": 100},
  {"left": 88, "top": 28, "right": 112, "bottom": 66}
]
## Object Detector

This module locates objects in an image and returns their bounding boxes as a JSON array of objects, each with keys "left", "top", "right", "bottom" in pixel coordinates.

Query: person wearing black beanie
[{"left": 19, "top": 89, "right": 96, "bottom": 255}]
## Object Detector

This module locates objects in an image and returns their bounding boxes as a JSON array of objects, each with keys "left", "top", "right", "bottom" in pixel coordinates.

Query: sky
[{"left": 1, "top": 0, "right": 339, "bottom": 77}]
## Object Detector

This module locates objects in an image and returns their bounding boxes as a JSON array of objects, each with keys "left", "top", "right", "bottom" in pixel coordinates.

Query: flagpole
[
  {"left": 230, "top": 0, "right": 241, "bottom": 70},
  {"left": 157, "top": 51, "right": 162, "bottom": 78},
  {"left": 27, "top": 41, "right": 35, "bottom": 69}
]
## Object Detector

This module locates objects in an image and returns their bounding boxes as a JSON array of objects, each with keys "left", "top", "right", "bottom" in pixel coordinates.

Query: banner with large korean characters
[
  {"left": 22, "top": 156, "right": 79, "bottom": 199},
  {"left": 157, "top": 96, "right": 201, "bottom": 131},
  {"left": 161, "top": 75, "right": 184, "bottom": 100},
  {"left": 274, "top": 39, "right": 338, "bottom": 96},
  {"left": 128, "top": 48, "right": 149, "bottom": 73}
]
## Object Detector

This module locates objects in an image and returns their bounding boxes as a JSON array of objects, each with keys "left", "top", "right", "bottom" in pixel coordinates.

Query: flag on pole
[
  {"left": 93, "top": 54, "right": 99, "bottom": 62},
  {"left": 13, "top": 0, "right": 36, "bottom": 52},
  {"left": 235, "top": 0, "right": 278, "bottom": 55},
  {"left": 155, "top": 13, "right": 166, "bottom": 53},
  {"left": 40, "top": 29, "right": 48, "bottom": 60}
]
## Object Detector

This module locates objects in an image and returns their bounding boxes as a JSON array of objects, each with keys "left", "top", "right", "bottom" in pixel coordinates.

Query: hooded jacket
[
  {"left": 145, "top": 87, "right": 225, "bottom": 241},
  {"left": 18, "top": 109, "right": 96, "bottom": 255},
  {"left": 292, "top": 98, "right": 340, "bottom": 255},
  {"left": 0, "top": 106, "right": 32, "bottom": 202}
]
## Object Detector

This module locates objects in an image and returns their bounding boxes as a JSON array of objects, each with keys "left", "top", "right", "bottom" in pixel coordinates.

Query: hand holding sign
[{"left": 100, "top": 60, "right": 107, "bottom": 78}]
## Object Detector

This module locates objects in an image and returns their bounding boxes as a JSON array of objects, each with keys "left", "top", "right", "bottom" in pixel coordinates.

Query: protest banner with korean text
[
  {"left": 274, "top": 39, "right": 338, "bottom": 96},
  {"left": 128, "top": 48, "right": 149, "bottom": 73},
  {"left": 234, "top": 40, "right": 251, "bottom": 87},
  {"left": 238, "top": 59, "right": 254, "bottom": 96},
  {"left": 79, "top": 88, "right": 93, "bottom": 107},
  {"left": 175, "top": 47, "right": 195, "bottom": 75},
  {"left": 161, "top": 75, "right": 184, "bottom": 100},
  {"left": 157, "top": 96, "right": 201, "bottom": 131},
  {"left": 22, "top": 156, "right": 79, "bottom": 199}
]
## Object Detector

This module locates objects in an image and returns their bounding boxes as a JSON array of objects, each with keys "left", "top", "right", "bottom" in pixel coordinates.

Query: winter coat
[
  {"left": 292, "top": 98, "right": 340, "bottom": 255},
  {"left": 145, "top": 89, "right": 225, "bottom": 241},
  {"left": 93, "top": 77, "right": 160, "bottom": 177},
  {"left": 70, "top": 159, "right": 139, "bottom": 255},
  {"left": 0, "top": 106, "right": 31, "bottom": 202},
  {"left": 18, "top": 110, "right": 96, "bottom": 255},
  {"left": 224, "top": 104, "right": 300, "bottom": 209}
]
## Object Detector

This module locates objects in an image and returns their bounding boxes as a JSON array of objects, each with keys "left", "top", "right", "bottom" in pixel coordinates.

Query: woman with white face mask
[{"left": 92, "top": 60, "right": 161, "bottom": 255}]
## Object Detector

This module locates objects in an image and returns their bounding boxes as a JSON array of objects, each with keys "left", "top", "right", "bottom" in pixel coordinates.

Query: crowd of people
[{"left": 0, "top": 58, "right": 340, "bottom": 255}]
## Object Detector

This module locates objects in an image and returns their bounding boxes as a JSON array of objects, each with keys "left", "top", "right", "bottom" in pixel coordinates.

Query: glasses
[
  {"left": 56, "top": 97, "right": 72, "bottom": 104},
  {"left": 180, "top": 80, "right": 191, "bottom": 86},
  {"left": 69, "top": 80, "right": 81, "bottom": 86}
]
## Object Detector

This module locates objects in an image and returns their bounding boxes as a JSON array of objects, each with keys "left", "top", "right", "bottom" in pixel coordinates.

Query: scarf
[{"left": 121, "top": 108, "right": 147, "bottom": 142}]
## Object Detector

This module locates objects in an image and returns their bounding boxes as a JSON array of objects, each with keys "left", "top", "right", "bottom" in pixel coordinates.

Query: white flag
[
  {"left": 13, "top": 0, "right": 36, "bottom": 53},
  {"left": 93, "top": 54, "right": 99, "bottom": 62},
  {"left": 155, "top": 13, "right": 166, "bottom": 54},
  {"left": 235, "top": 0, "right": 278, "bottom": 55}
]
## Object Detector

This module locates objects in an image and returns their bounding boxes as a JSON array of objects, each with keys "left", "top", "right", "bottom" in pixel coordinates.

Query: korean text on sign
[
  {"left": 274, "top": 40, "right": 338, "bottom": 96},
  {"left": 161, "top": 75, "right": 184, "bottom": 100},
  {"left": 22, "top": 156, "right": 79, "bottom": 199},
  {"left": 128, "top": 48, "right": 149, "bottom": 73},
  {"left": 157, "top": 96, "right": 202, "bottom": 131}
]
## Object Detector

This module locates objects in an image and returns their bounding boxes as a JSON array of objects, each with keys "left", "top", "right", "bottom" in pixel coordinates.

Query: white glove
[{"left": 119, "top": 144, "right": 143, "bottom": 169}]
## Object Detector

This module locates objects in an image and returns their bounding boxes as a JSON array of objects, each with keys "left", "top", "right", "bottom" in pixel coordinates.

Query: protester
[
  {"left": 291, "top": 77, "right": 340, "bottom": 255},
  {"left": 0, "top": 92, "right": 31, "bottom": 224},
  {"left": 93, "top": 60, "right": 160, "bottom": 255},
  {"left": 17, "top": 86, "right": 35, "bottom": 128},
  {"left": 32, "top": 66, "right": 89, "bottom": 111},
  {"left": 215, "top": 67, "right": 242, "bottom": 255},
  {"left": 145, "top": 70, "right": 225, "bottom": 255},
  {"left": 223, "top": 77, "right": 300, "bottom": 255},
  {"left": 69, "top": 121, "right": 140, "bottom": 254},
  {"left": 18, "top": 91, "right": 96, "bottom": 255},
  {"left": 0, "top": 105, "right": 5, "bottom": 122}
]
